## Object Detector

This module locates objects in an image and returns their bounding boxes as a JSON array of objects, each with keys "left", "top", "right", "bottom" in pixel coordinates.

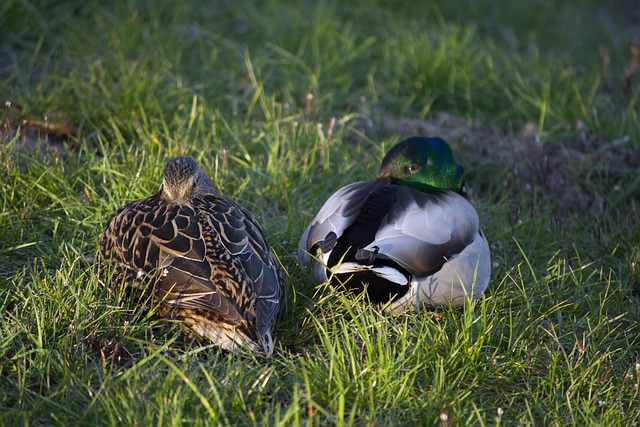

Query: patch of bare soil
[
  {"left": 358, "top": 110, "right": 639, "bottom": 216},
  {"left": 1, "top": 101, "right": 74, "bottom": 164}
]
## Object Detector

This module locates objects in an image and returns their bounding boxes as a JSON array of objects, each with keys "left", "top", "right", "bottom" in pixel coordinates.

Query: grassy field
[{"left": 1, "top": 0, "right": 640, "bottom": 425}]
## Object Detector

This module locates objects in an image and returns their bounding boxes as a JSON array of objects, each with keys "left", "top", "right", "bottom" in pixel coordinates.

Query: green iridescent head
[{"left": 377, "top": 136, "right": 464, "bottom": 193}]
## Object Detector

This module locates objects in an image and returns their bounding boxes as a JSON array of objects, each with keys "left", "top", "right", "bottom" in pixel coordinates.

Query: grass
[{"left": 1, "top": 0, "right": 640, "bottom": 425}]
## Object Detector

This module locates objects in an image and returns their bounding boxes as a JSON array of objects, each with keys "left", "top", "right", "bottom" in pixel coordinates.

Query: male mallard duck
[
  {"left": 298, "top": 136, "right": 490, "bottom": 312},
  {"left": 99, "top": 156, "right": 282, "bottom": 355}
]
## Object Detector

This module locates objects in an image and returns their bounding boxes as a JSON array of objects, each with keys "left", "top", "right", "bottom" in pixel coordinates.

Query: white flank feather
[{"left": 331, "top": 263, "right": 408, "bottom": 286}]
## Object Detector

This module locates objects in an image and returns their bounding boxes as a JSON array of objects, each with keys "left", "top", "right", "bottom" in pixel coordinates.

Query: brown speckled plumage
[{"left": 99, "top": 156, "right": 282, "bottom": 355}]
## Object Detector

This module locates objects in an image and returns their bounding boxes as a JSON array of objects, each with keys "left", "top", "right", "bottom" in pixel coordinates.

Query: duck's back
[
  {"left": 99, "top": 193, "right": 282, "bottom": 354},
  {"left": 300, "top": 181, "right": 481, "bottom": 304}
]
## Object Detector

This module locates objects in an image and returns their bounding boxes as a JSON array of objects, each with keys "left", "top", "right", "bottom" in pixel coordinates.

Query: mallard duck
[
  {"left": 99, "top": 156, "right": 282, "bottom": 355},
  {"left": 298, "top": 136, "right": 490, "bottom": 312}
]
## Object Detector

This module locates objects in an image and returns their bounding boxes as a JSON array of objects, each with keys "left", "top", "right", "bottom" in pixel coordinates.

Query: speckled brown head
[{"left": 159, "top": 156, "right": 218, "bottom": 202}]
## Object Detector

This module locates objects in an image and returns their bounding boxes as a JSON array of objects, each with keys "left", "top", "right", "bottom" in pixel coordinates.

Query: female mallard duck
[
  {"left": 99, "top": 156, "right": 282, "bottom": 355},
  {"left": 298, "top": 136, "right": 490, "bottom": 312}
]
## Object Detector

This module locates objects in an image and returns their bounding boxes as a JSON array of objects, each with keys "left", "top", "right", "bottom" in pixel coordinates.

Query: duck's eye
[{"left": 408, "top": 164, "right": 420, "bottom": 173}]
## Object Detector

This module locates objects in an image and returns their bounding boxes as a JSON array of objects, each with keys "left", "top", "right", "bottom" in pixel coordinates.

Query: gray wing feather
[
  {"left": 298, "top": 181, "right": 384, "bottom": 263},
  {"left": 386, "top": 228, "right": 491, "bottom": 312},
  {"left": 359, "top": 191, "right": 480, "bottom": 274}
]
